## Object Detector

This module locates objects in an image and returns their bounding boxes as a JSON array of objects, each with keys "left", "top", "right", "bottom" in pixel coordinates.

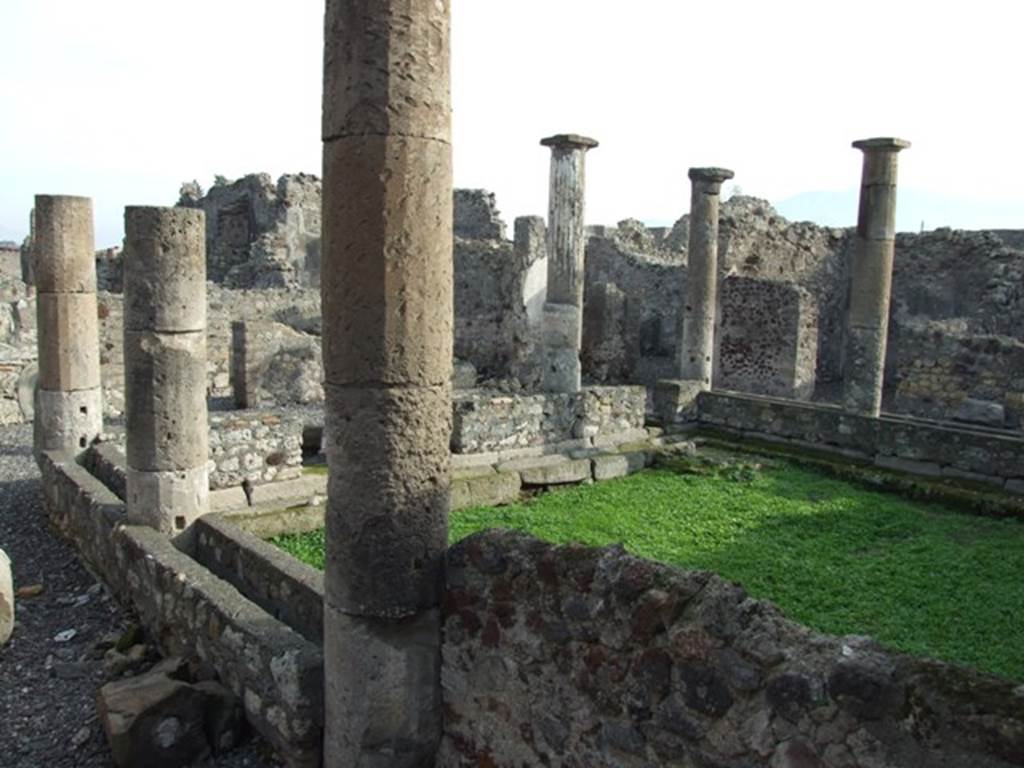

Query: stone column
[
  {"left": 842, "top": 137, "right": 910, "bottom": 416},
  {"left": 321, "top": 1, "right": 452, "bottom": 764},
  {"left": 540, "top": 133, "right": 598, "bottom": 393},
  {"left": 32, "top": 195, "right": 103, "bottom": 458},
  {"left": 678, "top": 167, "right": 733, "bottom": 388},
  {"left": 122, "top": 207, "right": 209, "bottom": 544}
]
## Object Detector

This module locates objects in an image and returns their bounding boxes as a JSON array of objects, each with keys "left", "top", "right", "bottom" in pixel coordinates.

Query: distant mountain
[{"left": 775, "top": 189, "right": 1023, "bottom": 233}]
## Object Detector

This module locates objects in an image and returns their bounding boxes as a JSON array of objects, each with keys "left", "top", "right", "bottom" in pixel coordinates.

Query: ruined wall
[
  {"left": 231, "top": 320, "right": 323, "bottom": 409},
  {"left": 178, "top": 174, "right": 322, "bottom": 289},
  {"left": 451, "top": 386, "right": 646, "bottom": 455},
  {"left": 715, "top": 276, "right": 818, "bottom": 399},
  {"left": 453, "top": 194, "right": 545, "bottom": 386},
  {"left": 439, "top": 529, "right": 1024, "bottom": 768},
  {"left": 583, "top": 221, "right": 683, "bottom": 386}
]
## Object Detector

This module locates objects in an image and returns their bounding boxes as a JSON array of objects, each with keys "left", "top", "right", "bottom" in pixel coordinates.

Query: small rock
[
  {"left": 15, "top": 584, "right": 44, "bottom": 599},
  {"left": 70, "top": 726, "right": 91, "bottom": 749},
  {"left": 0, "top": 549, "right": 12, "bottom": 645},
  {"left": 98, "top": 672, "right": 211, "bottom": 768},
  {"left": 53, "top": 628, "right": 77, "bottom": 643}
]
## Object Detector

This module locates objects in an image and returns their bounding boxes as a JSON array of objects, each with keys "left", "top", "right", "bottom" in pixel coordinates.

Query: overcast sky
[{"left": 1, "top": 0, "right": 1021, "bottom": 248}]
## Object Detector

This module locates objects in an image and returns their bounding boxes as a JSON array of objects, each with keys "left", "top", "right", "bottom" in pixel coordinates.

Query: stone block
[
  {"left": 322, "top": 0, "right": 450, "bottom": 142},
  {"left": 124, "top": 330, "right": 208, "bottom": 471},
  {"left": 323, "top": 383, "right": 450, "bottom": 618},
  {"left": 209, "top": 486, "right": 249, "bottom": 513},
  {"left": 1005, "top": 479, "right": 1024, "bottom": 496},
  {"left": 519, "top": 457, "right": 591, "bottom": 487},
  {"left": 654, "top": 379, "right": 704, "bottom": 428},
  {"left": 452, "top": 470, "right": 521, "bottom": 510},
  {"left": 0, "top": 548, "right": 11, "bottom": 645},
  {"left": 321, "top": 135, "right": 453, "bottom": 387},
  {"left": 35, "top": 292, "right": 101, "bottom": 390},
  {"left": 592, "top": 428, "right": 650, "bottom": 449},
  {"left": 123, "top": 207, "right": 207, "bottom": 333},
  {"left": 323, "top": 606, "right": 442, "bottom": 767},
  {"left": 32, "top": 195, "right": 96, "bottom": 294},
  {"left": 248, "top": 474, "right": 328, "bottom": 508},
  {"left": 953, "top": 398, "right": 1006, "bottom": 428},
  {"left": 125, "top": 466, "right": 209, "bottom": 540},
  {"left": 873, "top": 455, "right": 942, "bottom": 478},
  {"left": 592, "top": 451, "right": 648, "bottom": 481},
  {"left": 98, "top": 672, "right": 211, "bottom": 768},
  {"left": 497, "top": 453, "right": 567, "bottom": 473}
]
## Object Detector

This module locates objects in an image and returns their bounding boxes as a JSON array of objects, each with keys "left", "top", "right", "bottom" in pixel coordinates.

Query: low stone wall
[
  {"left": 452, "top": 386, "right": 646, "bottom": 455},
  {"left": 696, "top": 391, "right": 1024, "bottom": 493},
  {"left": 39, "top": 451, "right": 324, "bottom": 768},
  {"left": 208, "top": 410, "right": 303, "bottom": 490},
  {"left": 439, "top": 529, "right": 1024, "bottom": 767}
]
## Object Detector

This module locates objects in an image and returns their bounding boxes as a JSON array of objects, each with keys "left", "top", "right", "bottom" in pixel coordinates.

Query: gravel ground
[{"left": 0, "top": 423, "right": 279, "bottom": 768}]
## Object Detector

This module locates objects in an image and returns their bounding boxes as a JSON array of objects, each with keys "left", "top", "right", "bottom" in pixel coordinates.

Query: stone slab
[
  {"left": 592, "top": 452, "right": 648, "bottom": 481},
  {"left": 518, "top": 457, "right": 591, "bottom": 487},
  {"left": 452, "top": 470, "right": 521, "bottom": 510},
  {"left": 873, "top": 455, "right": 943, "bottom": 478},
  {"left": 247, "top": 474, "right": 327, "bottom": 508},
  {"left": 209, "top": 486, "right": 250, "bottom": 514}
]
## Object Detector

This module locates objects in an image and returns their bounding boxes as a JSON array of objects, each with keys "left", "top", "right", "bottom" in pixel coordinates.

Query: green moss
[
  {"left": 302, "top": 463, "right": 328, "bottom": 476},
  {"left": 273, "top": 457, "right": 1024, "bottom": 681}
]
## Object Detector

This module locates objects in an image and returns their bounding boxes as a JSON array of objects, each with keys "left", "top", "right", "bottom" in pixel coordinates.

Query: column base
[
  {"left": 125, "top": 466, "right": 209, "bottom": 547},
  {"left": 323, "top": 604, "right": 441, "bottom": 768},
  {"left": 653, "top": 379, "right": 707, "bottom": 430},
  {"left": 33, "top": 387, "right": 103, "bottom": 459}
]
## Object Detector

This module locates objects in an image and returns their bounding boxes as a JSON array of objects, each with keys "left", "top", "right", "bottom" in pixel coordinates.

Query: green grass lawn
[{"left": 275, "top": 455, "right": 1024, "bottom": 680}]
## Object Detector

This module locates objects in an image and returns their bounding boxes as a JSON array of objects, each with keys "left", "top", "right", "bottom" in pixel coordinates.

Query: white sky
[{"left": 1, "top": 0, "right": 1021, "bottom": 248}]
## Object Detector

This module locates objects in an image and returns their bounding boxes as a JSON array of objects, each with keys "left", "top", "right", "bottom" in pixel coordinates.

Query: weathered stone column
[
  {"left": 321, "top": 1, "right": 452, "bottom": 764},
  {"left": 842, "top": 138, "right": 910, "bottom": 416},
  {"left": 678, "top": 167, "right": 733, "bottom": 388},
  {"left": 540, "top": 133, "right": 598, "bottom": 392},
  {"left": 32, "top": 195, "right": 103, "bottom": 458},
  {"left": 122, "top": 207, "right": 209, "bottom": 543}
]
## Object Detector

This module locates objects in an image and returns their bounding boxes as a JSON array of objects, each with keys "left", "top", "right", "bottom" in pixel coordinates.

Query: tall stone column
[
  {"left": 321, "top": 1, "right": 452, "bottom": 764},
  {"left": 540, "top": 133, "right": 598, "bottom": 393},
  {"left": 842, "top": 137, "right": 910, "bottom": 416},
  {"left": 122, "top": 207, "right": 209, "bottom": 544},
  {"left": 32, "top": 195, "right": 103, "bottom": 458},
  {"left": 678, "top": 167, "right": 733, "bottom": 388}
]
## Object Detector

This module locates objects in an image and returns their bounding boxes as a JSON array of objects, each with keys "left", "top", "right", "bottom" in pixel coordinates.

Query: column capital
[
  {"left": 852, "top": 137, "right": 911, "bottom": 152},
  {"left": 688, "top": 167, "right": 734, "bottom": 184},
  {"left": 541, "top": 133, "right": 599, "bottom": 151}
]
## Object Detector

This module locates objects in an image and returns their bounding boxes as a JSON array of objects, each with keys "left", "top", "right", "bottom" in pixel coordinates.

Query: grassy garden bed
[{"left": 274, "top": 451, "right": 1024, "bottom": 680}]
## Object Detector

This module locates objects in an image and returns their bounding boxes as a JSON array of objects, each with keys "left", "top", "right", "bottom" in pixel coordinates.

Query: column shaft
[
  {"left": 842, "top": 138, "right": 910, "bottom": 416},
  {"left": 322, "top": 1, "right": 452, "bottom": 764},
  {"left": 540, "top": 134, "right": 598, "bottom": 393},
  {"left": 123, "top": 207, "right": 209, "bottom": 543},
  {"left": 32, "top": 195, "right": 103, "bottom": 458},
  {"left": 679, "top": 167, "right": 733, "bottom": 387}
]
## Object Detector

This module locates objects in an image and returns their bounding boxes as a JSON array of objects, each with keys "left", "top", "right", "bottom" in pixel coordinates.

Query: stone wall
[
  {"left": 0, "top": 288, "right": 36, "bottom": 425},
  {"left": 39, "top": 452, "right": 323, "bottom": 767},
  {"left": 716, "top": 276, "right": 818, "bottom": 399},
  {"left": 451, "top": 386, "right": 646, "bottom": 455},
  {"left": 178, "top": 174, "right": 322, "bottom": 289},
  {"left": 696, "top": 390, "right": 1024, "bottom": 493},
  {"left": 207, "top": 410, "right": 303, "bottom": 490},
  {"left": 231, "top": 320, "right": 323, "bottom": 409},
  {"left": 439, "top": 529, "right": 1024, "bottom": 767}
]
